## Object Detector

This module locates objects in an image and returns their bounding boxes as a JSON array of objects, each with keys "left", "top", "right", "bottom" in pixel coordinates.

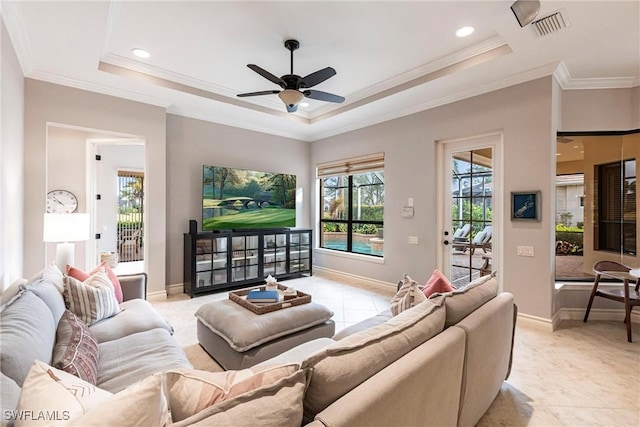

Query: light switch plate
[
  {"left": 517, "top": 246, "right": 535, "bottom": 257},
  {"left": 408, "top": 236, "right": 419, "bottom": 245}
]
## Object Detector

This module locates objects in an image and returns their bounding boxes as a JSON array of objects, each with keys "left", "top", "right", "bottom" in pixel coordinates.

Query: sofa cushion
[
  {"left": 301, "top": 300, "right": 445, "bottom": 422},
  {"left": 67, "top": 262, "right": 124, "bottom": 304},
  {"left": 25, "top": 263, "right": 64, "bottom": 293},
  {"left": 66, "top": 373, "right": 170, "bottom": 427},
  {"left": 63, "top": 271, "right": 120, "bottom": 326},
  {"left": 0, "top": 279, "right": 27, "bottom": 306},
  {"left": 89, "top": 298, "right": 173, "bottom": 343},
  {"left": 1, "top": 372, "right": 21, "bottom": 419},
  {"left": 96, "top": 328, "right": 192, "bottom": 393},
  {"left": 0, "top": 291, "right": 56, "bottom": 386},
  {"left": 436, "top": 273, "right": 499, "bottom": 327},
  {"left": 195, "top": 299, "right": 333, "bottom": 352},
  {"left": 332, "top": 310, "right": 392, "bottom": 340},
  {"left": 170, "top": 369, "right": 309, "bottom": 427},
  {"left": 165, "top": 363, "right": 300, "bottom": 422},
  {"left": 390, "top": 274, "right": 427, "bottom": 316},
  {"left": 422, "top": 269, "right": 455, "bottom": 297},
  {"left": 16, "top": 361, "right": 113, "bottom": 426},
  {"left": 53, "top": 310, "right": 99, "bottom": 385},
  {"left": 25, "top": 279, "right": 66, "bottom": 326}
]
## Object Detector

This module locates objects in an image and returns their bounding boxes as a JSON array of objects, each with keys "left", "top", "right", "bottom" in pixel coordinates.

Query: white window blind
[{"left": 316, "top": 152, "right": 384, "bottom": 178}]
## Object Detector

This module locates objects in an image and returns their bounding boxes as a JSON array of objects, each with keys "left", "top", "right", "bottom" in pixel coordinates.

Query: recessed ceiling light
[
  {"left": 573, "top": 145, "right": 579, "bottom": 148},
  {"left": 456, "top": 26, "right": 474, "bottom": 37},
  {"left": 132, "top": 48, "right": 150, "bottom": 58},
  {"left": 556, "top": 153, "right": 561, "bottom": 156},
  {"left": 299, "top": 102, "right": 309, "bottom": 107}
]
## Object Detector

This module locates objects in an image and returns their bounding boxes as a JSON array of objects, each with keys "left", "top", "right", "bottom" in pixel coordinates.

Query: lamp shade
[
  {"left": 278, "top": 89, "right": 305, "bottom": 107},
  {"left": 43, "top": 213, "right": 90, "bottom": 242}
]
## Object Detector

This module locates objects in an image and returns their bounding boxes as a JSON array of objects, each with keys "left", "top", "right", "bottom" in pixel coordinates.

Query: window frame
[{"left": 319, "top": 173, "right": 384, "bottom": 257}]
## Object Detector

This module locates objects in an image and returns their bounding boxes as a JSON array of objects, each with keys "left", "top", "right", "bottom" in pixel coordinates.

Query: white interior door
[{"left": 437, "top": 133, "right": 503, "bottom": 287}]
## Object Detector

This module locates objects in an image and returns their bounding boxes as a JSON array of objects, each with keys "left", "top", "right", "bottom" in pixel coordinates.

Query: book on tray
[{"left": 246, "top": 289, "right": 279, "bottom": 303}]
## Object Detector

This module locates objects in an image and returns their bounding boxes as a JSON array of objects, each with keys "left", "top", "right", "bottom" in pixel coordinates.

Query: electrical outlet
[
  {"left": 517, "top": 246, "right": 535, "bottom": 257},
  {"left": 408, "top": 236, "right": 419, "bottom": 245}
]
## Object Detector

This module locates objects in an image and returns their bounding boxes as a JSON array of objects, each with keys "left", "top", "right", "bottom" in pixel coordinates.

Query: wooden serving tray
[{"left": 229, "top": 283, "right": 311, "bottom": 315}]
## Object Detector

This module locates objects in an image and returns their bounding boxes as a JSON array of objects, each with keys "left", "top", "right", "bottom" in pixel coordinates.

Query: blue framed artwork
[{"left": 511, "top": 191, "right": 541, "bottom": 221}]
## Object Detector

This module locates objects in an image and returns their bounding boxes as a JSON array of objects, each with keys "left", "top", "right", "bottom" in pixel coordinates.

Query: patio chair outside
[
  {"left": 458, "top": 225, "right": 492, "bottom": 255},
  {"left": 452, "top": 224, "right": 471, "bottom": 251}
]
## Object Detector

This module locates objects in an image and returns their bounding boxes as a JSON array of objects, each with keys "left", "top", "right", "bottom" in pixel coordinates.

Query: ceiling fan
[{"left": 237, "top": 39, "right": 345, "bottom": 113}]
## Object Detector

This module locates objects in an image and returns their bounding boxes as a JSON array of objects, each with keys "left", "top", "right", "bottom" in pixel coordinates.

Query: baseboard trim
[
  {"left": 555, "top": 307, "right": 640, "bottom": 324},
  {"left": 517, "top": 312, "right": 555, "bottom": 331},
  {"left": 147, "top": 290, "right": 167, "bottom": 301},
  {"left": 312, "top": 266, "right": 397, "bottom": 293},
  {"left": 167, "top": 283, "right": 184, "bottom": 296}
]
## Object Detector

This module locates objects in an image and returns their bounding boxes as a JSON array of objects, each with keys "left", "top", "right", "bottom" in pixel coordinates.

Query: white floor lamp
[{"left": 43, "top": 213, "right": 90, "bottom": 272}]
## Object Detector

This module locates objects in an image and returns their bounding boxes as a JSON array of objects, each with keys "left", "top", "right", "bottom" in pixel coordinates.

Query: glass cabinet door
[
  {"left": 195, "top": 236, "right": 228, "bottom": 289},
  {"left": 289, "top": 231, "right": 311, "bottom": 273},
  {"left": 264, "top": 233, "right": 287, "bottom": 277},
  {"left": 231, "top": 235, "right": 259, "bottom": 282}
]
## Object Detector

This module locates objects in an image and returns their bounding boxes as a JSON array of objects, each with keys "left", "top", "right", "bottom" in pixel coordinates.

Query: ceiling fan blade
[
  {"left": 300, "top": 67, "right": 336, "bottom": 88},
  {"left": 303, "top": 90, "right": 345, "bottom": 103},
  {"left": 237, "top": 90, "right": 281, "bottom": 97},
  {"left": 247, "top": 64, "right": 286, "bottom": 88},
  {"left": 286, "top": 104, "right": 298, "bottom": 113}
]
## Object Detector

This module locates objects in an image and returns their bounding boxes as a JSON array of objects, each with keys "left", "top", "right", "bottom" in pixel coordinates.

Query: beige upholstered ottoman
[{"left": 195, "top": 299, "right": 334, "bottom": 370}]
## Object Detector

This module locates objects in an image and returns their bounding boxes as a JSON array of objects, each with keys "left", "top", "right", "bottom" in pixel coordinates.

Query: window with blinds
[
  {"left": 318, "top": 153, "right": 384, "bottom": 257},
  {"left": 596, "top": 159, "right": 636, "bottom": 255}
]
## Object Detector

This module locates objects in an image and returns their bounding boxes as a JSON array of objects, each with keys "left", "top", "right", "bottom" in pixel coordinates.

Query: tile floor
[{"left": 152, "top": 270, "right": 640, "bottom": 426}]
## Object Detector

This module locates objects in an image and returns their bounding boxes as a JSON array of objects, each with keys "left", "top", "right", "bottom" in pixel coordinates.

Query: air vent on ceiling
[{"left": 532, "top": 9, "right": 570, "bottom": 37}]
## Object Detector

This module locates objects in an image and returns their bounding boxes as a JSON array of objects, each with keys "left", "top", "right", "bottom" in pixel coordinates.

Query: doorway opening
[
  {"left": 555, "top": 131, "right": 640, "bottom": 282},
  {"left": 438, "top": 132, "right": 502, "bottom": 288}
]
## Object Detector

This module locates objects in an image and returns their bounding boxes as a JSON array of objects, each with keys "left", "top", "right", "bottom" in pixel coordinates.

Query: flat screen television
[{"left": 202, "top": 165, "right": 296, "bottom": 231}]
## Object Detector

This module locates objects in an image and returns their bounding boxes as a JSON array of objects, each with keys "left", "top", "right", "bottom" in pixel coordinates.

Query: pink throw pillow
[
  {"left": 67, "top": 261, "right": 123, "bottom": 303},
  {"left": 422, "top": 269, "right": 455, "bottom": 297}
]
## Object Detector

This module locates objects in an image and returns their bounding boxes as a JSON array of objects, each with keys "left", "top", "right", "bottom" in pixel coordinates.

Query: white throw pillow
[
  {"left": 390, "top": 274, "right": 427, "bottom": 316},
  {"left": 15, "top": 361, "right": 112, "bottom": 426},
  {"left": 66, "top": 373, "right": 169, "bottom": 426}
]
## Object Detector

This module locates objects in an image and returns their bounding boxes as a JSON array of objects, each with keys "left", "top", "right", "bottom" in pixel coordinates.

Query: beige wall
[
  {"left": 1, "top": 20, "right": 25, "bottom": 290},
  {"left": 311, "top": 77, "right": 556, "bottom": 320},
  {"left": 165, "top": 114, "right": 310, "bottom": 287},
  {"left": 562, "top": 87, "right": 639, "bottom": 131},
  {"left": 23, "top": 80, "right": 168, "bottom": 295}
]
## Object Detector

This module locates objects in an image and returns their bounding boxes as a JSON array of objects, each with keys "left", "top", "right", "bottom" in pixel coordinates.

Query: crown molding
[
  {"left": 554, "top": 61, "right": 639, "bottom": 90},
  {"left": 27, "top": 70, "right": 173, "bottom": 108},
  {"left": 2, "top": 0, "right": 33, "bottom": 75},
  {"left": 312, "top": 36, "right": 509, "bottom": 117},
  {"left": 165, "top": 108, "right": 309, "bottom": 142},
  {"left": 308, "top": 61, "right": 561, "bottom": 141}
]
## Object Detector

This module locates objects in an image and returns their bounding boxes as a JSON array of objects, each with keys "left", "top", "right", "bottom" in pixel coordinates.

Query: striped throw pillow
[
  {"left": 63, "top": 269, "right": 120, "bottom": 326},
  {"left": 53, "top": 309, "right": 99, "bottom": 384},
  {"left": 390, "top": 274, "right": 427, "bottom": 316}
]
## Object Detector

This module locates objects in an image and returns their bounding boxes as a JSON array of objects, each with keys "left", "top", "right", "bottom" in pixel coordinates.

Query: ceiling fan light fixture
[{"left": 279, "top": 89, "right": 305, "bottom": 108}]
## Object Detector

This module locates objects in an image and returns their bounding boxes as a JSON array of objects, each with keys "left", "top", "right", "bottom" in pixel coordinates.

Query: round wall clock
[{"left": 46, "top": 190, "right": 78, "bottom": 213}]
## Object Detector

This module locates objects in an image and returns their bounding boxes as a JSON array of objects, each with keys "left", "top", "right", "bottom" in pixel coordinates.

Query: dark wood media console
[{"left": 183, "top": 220, "right": 312, "bottom": 297}]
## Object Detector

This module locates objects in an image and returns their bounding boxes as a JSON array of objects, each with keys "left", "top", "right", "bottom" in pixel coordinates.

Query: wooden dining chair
[{"left": 583, "top": 260, "right": 640, "bottom": 342}]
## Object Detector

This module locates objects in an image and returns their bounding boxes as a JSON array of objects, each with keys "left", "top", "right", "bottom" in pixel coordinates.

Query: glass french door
[{"left": 439, "top": 134, "right": 501, "bottom": 288}]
